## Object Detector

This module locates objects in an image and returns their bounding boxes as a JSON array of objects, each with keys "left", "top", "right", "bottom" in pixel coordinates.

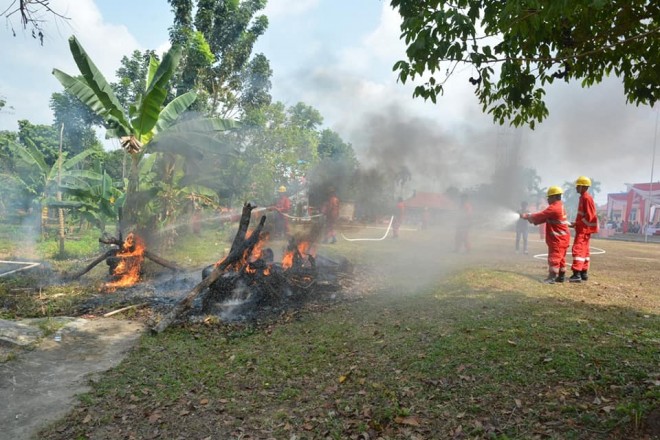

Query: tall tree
[
  {"left": 50, "top": 91, "right": 104, "bottom": 157},
  {"left": 206, "top": 101, "right": 323, "bottom": 206},
  {"left": 16, "top": 120, "right": 59, "bottom": 166},
  {"left": 391, "top": 0, "right": 660, "bottom": 128},
  {"left": 168, "top": 0, "right": 272, "bottom": 118}
]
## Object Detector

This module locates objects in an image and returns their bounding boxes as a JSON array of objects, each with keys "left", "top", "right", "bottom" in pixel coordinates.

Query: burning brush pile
[
  {"left": 152, "top": 203, "right": 353, "bottom": 333},
  {"left": 65, "top": 203, "right": 351, "bottom": 331}
]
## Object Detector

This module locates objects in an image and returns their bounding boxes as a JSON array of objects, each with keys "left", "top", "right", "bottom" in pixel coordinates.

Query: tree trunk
[
  {"left": 57, "top": 123, "right": 66, "bottom": 258},
  {"left": 122, "top": 153, "right": 140, "bottom": 232}
]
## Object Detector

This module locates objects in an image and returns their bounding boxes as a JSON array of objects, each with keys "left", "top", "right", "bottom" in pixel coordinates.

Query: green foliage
[
  {"left": 167, "top": 0, "right": 272, "bottom": 118},
  {"left": 16, "top": 120, "right": 59, "bottom": 166},
  {"left": 5, "top": 138, "right": 105, "bottom": 213},
  {"left": 208, "top": 101, "right": 327, "bottom": 206},
  {"left": 391, "top": 0, "right": 660, "bottom": 128}
]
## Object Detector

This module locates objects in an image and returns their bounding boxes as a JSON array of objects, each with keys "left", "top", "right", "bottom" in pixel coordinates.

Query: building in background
[{"left": 606, "top": 182, "right": 660, "bottom": 233}]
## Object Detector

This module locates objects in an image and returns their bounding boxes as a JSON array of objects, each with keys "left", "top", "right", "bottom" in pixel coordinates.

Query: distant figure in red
[
  {"left": 275, "top": 185, "right": 291, "bottom": 237},
  {"left": 392, "top": 197, "right": 405, "bottom": 238},
  {"left": 322, "top": 187, "right": 340, "bottom": 244},
  {"left": 454, "top": 194, "right": 472, "bottom": 252},
  {"left": 522, "top": 186, "right": 571, "bottom": 284},
  {"left": 569, "top": 176, "right": 599, "bottom": 283}
]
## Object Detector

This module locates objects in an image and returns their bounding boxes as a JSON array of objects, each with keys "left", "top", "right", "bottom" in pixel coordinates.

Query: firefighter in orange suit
[
  {"left": 569, "top": 176, "right": 599, "bottom": 282},
  {"left": 521, "top": 186, "right": 571, "bottom": 284},
  {"left": 275, "top": 186, "right": 291, "bottom": 237}
]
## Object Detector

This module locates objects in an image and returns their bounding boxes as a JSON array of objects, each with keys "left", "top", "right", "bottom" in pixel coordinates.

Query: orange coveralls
[
  {"left": 571, "top": 191, "right": 599, "bottom": 272},
  {"left": 529, "top": 200, "right": 571, "bottom": 276}
]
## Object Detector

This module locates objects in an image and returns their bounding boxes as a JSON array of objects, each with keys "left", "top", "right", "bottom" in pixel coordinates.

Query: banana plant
[
  {"left": 60, "top": 167, "right": 124, "bottom": 232},
  {"left": 6, "top": 138, "right": 102, "bottom": 235},
  {"left": 53, "top": 35, "right": 237, "bottom": 232}
]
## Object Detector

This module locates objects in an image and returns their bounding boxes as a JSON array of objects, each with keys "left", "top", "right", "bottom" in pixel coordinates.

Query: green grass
[{"left": 39, "top": 264, "right": 659, "bottom": 439}]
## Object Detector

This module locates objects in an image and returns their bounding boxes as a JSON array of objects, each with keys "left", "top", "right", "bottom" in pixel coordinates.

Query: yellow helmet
[
  {"left": 575, "top": 176, "right": 591, "bottom": 186},
  {"left": 547, "top": 186, "right": 563, "bottom": 197},
  {"left": 278, "top": 186, "right": 287, "bottom": 193}
]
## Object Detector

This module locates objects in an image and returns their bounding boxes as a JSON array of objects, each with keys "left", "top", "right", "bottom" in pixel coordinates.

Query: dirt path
[{"left": 0, "top": 318, "right": 144, "bottom": 440}]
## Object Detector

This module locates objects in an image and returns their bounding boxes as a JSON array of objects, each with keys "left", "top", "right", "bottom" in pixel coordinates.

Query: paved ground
[{"left": 0, "top": 317, "right": 144, "bottom": 440}]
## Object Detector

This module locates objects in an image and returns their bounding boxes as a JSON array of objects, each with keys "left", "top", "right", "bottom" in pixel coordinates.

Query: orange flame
[
  {"left": 215, "top": 230, "right": 270, "bottom": 269},
  {"left": 282, "top": 241, "right": 313, "bottom": 270},
  {"left": 105, "top": 233, "right": 146, "bottom": 289}
]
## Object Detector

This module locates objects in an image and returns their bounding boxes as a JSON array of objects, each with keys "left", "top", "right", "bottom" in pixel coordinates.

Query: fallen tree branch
[
  {"left": 144, "top": 250, "right": 182, "bottom": 272},
  {"left": 68, "top": 249, "right": 117, "bottom": 280}
]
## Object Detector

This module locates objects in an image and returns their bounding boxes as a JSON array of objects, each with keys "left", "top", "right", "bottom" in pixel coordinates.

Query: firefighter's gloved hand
[{"left": 520, "top": 213, "right": 529, "bottom": 220}]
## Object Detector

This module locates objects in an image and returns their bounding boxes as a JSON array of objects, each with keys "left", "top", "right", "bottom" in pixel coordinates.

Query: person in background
[
  {"left": 190, "top": 202, "right": 202, "bottom": 235},
  {"left": 275, "top": 185, "right": 291, "bottom": 238},
  {"left": 569, "top": 176, "right": 599, "bottom": 282},
  {"left": 322, "top": 187, "right": 340, "bottom": 243},
  {"left": 392, "top": 197, "right": 405, "bottom": 238},
  {"left": 454, "top": 193, "right": 472, "bottom": 253},
  {"left": 421, "top": 206, "right": 430, "bottom": 230},
  {"left": 515, "top": 201, "right": 530, "bottom": 254},
  {"left": 521, "top": 186, "right": 571, "bottom": 284}
]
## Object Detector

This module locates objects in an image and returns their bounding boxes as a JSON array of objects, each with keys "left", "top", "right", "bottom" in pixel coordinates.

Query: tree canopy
[
  {"left": 167, "top": 0, "right": 271, "bottom": 118},
  {"left": 391, "top": 0, "right": 660, "bottom": 128}
]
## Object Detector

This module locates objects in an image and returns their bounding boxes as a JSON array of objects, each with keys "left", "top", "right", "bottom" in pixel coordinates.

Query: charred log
[{"left": 67, "top": 249, "right": 118, "bottom": 280}]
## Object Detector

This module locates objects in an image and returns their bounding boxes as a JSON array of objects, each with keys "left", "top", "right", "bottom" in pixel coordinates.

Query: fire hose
[
  {"left": 340, "top": 216, "right": 394, "bottom": 242},
  {"left": 0, "top": 260, "right": 41, "bottom": 278}
]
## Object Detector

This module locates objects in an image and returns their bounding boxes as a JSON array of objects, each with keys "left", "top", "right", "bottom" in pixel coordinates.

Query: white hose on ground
[
  {"left": 532, "top": 247, "right": 606, "bottom": 260},
  {"left": 340, "top": 216, "right": 394, "bottom": 242}
]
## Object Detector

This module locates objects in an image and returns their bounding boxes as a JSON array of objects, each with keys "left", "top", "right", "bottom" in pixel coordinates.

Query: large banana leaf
[
  {"left": 159, "top": 117, "right": 239, "bottom": 134},
  {"left": 66, "top": 36, "right": 131, "bottom": 133},
  {"left": 8, "top": 139, "right": 49, "bottom": 174},
  {"left": 46, "top": 149, "right": 96, "bottom": 181},
  {"left": 132, "top": 46, "right": 182, "bottom": 138},
  {"left": 145, "top": 56, "right": 159, "bottom": 95},
  {"left": 152, "top": 91, "right": 198, "bottom": 136},
  {"left": 51, "top": 70, "right": 129, "bottom": 135}
]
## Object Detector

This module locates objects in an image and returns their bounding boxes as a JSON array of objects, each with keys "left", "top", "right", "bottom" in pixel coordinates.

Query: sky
[{"left": 1, "top": 0, "right": 658, "bottom": 206}]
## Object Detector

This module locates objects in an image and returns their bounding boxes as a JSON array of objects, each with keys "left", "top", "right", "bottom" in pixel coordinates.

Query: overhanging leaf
[
  {"left": 132, "top": 46, "right": 182, "bottom": 137},
  {"left": 66, "top": 36, "right": 131, "bottom": 132},
  {"left": 152, "top": 91, "right": 198, "bottom": 136}
]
